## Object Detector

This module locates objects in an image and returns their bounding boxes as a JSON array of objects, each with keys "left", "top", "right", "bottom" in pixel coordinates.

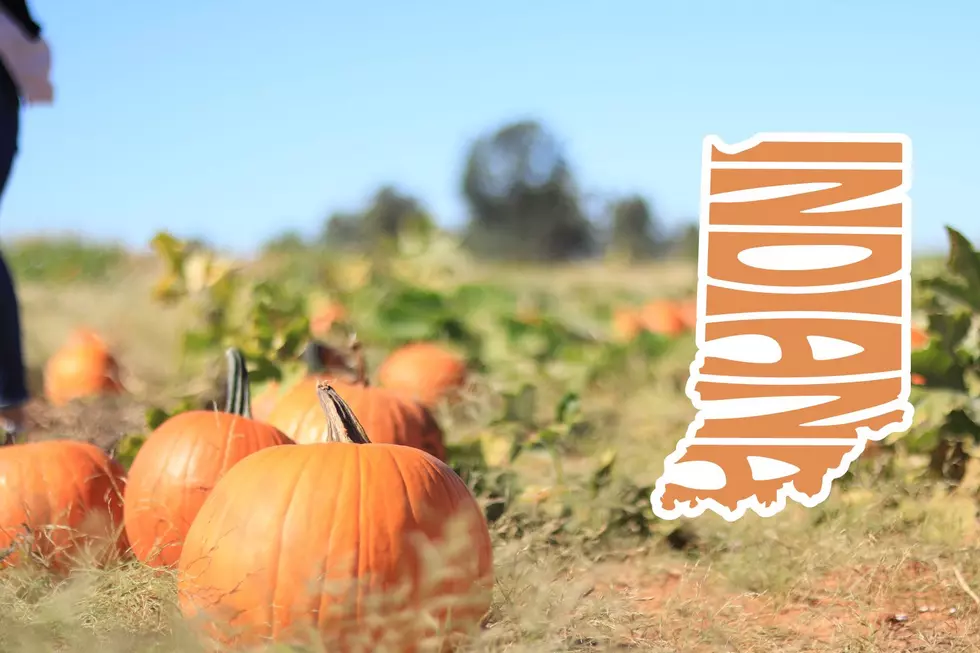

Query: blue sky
[{"left": 1, "top": 0, "right": 975, "bottom": 254}]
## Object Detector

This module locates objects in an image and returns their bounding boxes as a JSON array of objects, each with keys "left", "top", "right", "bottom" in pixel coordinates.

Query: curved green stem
[
  {"left": 315, "top": 381, "right": 371, "bottom": 444},
  {"left": 224, "top": 347, "right": 252, "bottom": 418}
]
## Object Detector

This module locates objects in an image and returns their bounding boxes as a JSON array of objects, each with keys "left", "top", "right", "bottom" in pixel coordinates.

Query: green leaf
[
  {"left": 145, "top": 407, "right": 170, "bottom": 430},
  {"left": 555, "top": 391, "right": 581, "bottom": 424},
  {"left": 501, "top": 384, "right": 537, "bottom": 426},
  {"left": 113, "top": 433, "right": 147, "bottom": 470},
  {"left": 945, "top": 227, "right": 980, "bottom": 293},
  {"left": 589, "top": 449, "right": 617, "bottom": 497},
  {"left": 911, "top": 341, "right": 968, "bottom": 392},
  {"left": 926, "top": 310, "right": 973, "bottom": 350}
]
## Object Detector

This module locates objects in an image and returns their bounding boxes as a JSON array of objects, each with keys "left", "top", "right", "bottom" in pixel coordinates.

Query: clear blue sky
[{"left": 1, "top": 0, "right": 976, "bottom": 254}]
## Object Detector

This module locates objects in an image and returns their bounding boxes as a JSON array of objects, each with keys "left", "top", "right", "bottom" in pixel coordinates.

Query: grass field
[{"left": 1, "top": 237, "right": 976, "bottom": 653}]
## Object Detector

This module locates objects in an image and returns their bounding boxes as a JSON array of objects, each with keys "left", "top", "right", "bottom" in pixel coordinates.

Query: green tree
[
  {"left": 606, "top": 195, "right": 663, "bottom": 262},
  {"left": 461, "top": 119, "right": 595, "bottom": 261},
  {"left": 321, "top": 186, "right": 433, "bottom": 253}
]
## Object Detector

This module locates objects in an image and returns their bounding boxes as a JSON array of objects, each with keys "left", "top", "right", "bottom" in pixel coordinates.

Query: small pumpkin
[
  {"left": 377, "top": 341, "right": 468, "bottom": 407},
  {"left": 268, "top": 342, "right": 447, "bottom": 460},
  {"left": 310, "top": 300, "right": 348, "bottom": 337},
  {"left": 43, "top": 329, "right": 124, "bottom": 406},
  {"left": 675, "top": 298, "right": 698, "bottom": 331},
  {"left": 639, "top": 300, "right": 686, "bottom": 336},
  {"left": 611, "top": 307, "right": 644, "bottom": 341},
  {"left": 910, "top": 325, "right": 929, "bottom": 350},
  {"left": 177, "top": 382, "right": 494, "bottom": 650},
  {"left": 0, "top": 439, "right": 127, "bottom": 569},
  {"left": 124, "top": 348, "right": 294, "bottom": 568}
]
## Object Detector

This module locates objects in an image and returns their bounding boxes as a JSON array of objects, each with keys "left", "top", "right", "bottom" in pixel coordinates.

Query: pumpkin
[
  {"left": 251, "top": 341, "right": 358, "bottom": 423},
  {"left": 251, "top": 380, "right": 282, "bottom": 422},
  {"left": 611, "top": 307, "right": 644, "bottom": 341},
  {"left": 310, "top": 300, "right": 348, "bottom": 337},
  {"left": 43, "top": 328, "right": 124, "bottom": 406},
  {"left": 639, "top": 300, "right": 686, "bottom": 336},
  {"left": 910, "top": 325, "right": 929, "bottom": 350},
  {"left": 124, "top": 348, "right": 294, "bottom": 568},
  {"left": 0, "top": 439, "right": 126, "bottom": 569},
  {"left": 377, "top": 342, "right": 468, "bottom": 407},
  {"left": 177, "top": 383, "right": 494, "bottom": 650},
  {"left": 675, "top": 298, "right": 698, "bottom": 331},
  {"left": 268, "top": 342, "right": 447, "bottom": 460}
]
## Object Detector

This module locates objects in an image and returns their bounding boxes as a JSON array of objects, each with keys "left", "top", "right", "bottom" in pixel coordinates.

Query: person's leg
[{"left": 0, "top": 98, "right": 26, "bottom": 443}]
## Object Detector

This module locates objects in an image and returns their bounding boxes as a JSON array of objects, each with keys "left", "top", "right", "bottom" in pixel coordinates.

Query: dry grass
[{"left": 4, "top": 254, "right": 979, "bottom": 652}]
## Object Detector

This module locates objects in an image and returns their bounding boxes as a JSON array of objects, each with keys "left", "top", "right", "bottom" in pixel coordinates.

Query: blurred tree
[
  {"left": 606, "top": 195, "right": 664, "bottom": 263},
  {"left": 461, "top": 119, "right": 595, "bottom": 261},
  {"left": 321, "top": 186, "right": 433, "bottom": 252},
  {"left": 669, "top": 221, "right": 700, "bottom": 260},
  {"left": 262, "top": 230, "right": 308, "bottom": 254},
  {"left": 322, "top": 211, "right": 364, "bottom": 251}
]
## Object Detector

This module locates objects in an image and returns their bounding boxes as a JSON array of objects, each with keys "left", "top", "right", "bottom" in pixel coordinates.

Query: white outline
[{"left": 651, "top": 132, "right": 914, "bottom": 523}]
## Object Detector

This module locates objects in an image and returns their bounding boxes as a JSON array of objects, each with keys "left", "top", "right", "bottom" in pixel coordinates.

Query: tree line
[{"left": 264, "top": 119, "right": 699, "bottom": 263}]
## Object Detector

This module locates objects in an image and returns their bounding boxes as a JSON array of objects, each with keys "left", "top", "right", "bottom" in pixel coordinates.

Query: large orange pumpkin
[
  {"left": 177, "top": 383, "right": 494, "bottom": 650},
  {"left": 124, "top": 348, "right": 294, "bottom": 568},
  {"left": 377, "top": 342, "right": 468, "bottom": 407},
  {"left": 43, "top": 329, "right": 124, "bottom": 406},
  {"left": 0, "top": 440, "right": 126, "bottom": 569},
  {"left": 268, "top": 344, "right": 446, "bottom": 461}
]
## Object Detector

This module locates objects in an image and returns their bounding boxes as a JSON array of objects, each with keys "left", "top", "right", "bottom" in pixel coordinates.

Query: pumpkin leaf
[
  {"left": 145, "top": 407, "right": 170, "bottom": 431},
  {"left": 113, "top": 433, "right": 147, "bottom": 470},
  {"left": 555, "top": 391, "right": 581, "bottom": 425},
  {"left": 480, "top": 431, "right": 522, "bottom": 467},
  {"left": 588, "top": 449, "right": 617, "bottom": 497}
]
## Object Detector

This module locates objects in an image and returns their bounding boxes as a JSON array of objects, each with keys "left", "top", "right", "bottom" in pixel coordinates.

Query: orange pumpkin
[
  {"left": 268, "top": 345, "right": 446, "bottom": 460},
  {"left": 640, "top": 300, "right": 686, "bottom": 336},
  {"left": 611, "top": 307, "right": 644, "bottom": 341},
  {"left": 124, "top": 348, "right": 294, "bottom": 568},
  {"left": 911, "top": 373, "right": 926, "bottom": 386},
  {"left": 0, "top": 440, "right": 126, "bottom": 569},
  {"left": 377, "top": 342, "right": 468, "bottom": 407},
  {"left": 43, "top": 329, "right": 124, "bottom": 406},
  {"left": 177, "top": 383, "right": 494, "bottom": 650},
  {"left": 251, "top": 380, "right": 282, "bottom": 423},
  {"left": 310, "top": 300, "right": 348, "bottom": 337},
  {"left": 675, "top": 298, "right": 698, "bottom": 331},
  {"left": 910, "top": 325, "right": 929, "bottom": 350}
]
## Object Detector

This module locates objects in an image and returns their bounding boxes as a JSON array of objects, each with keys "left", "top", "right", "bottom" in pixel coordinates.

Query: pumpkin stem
[
  {"left": 224, "top": 348, "right": 252, "bottom": 418},
  {"left": 315, "top": 381, "right": 372, "bottom": 444}
]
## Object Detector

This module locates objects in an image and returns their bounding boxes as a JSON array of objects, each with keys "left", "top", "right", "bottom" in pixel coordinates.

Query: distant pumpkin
[
  {"left": 640, "top": 300, "right": 686, "bottom": 336},
  {"left": 612, "top": 308, "right": 644, "bottom": 341},
  {"left": 309, "top": 301, "right": 347, "bottom": 337},
  {"left": 0, "top": 440, "right": 127, "bottom": 570},
  {"left": 377, "top": 342, "right": 468, "bottom": 408},
  {"left": 124, "top": 348, "right": 294, "bottom": 568},
  {"left": 43, "top": 329, "right": 124, "bottom": 406},
  {"left": 675, "top": 298, "right": 698, "bottom": 331},
  {"left": 910, "top": 325, "right": 929, "bottom": 350},
  {"left": 268, "top": 343, "right": 447, "bottom": 460}
]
